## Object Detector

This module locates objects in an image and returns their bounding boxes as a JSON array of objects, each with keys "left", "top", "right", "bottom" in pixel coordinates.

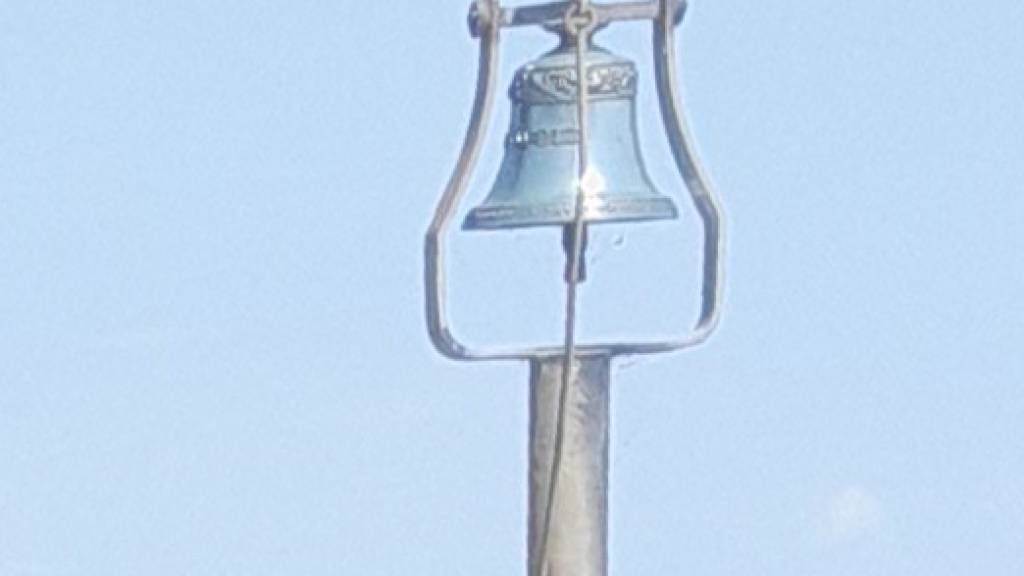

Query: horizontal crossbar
[{"left": 469, "top": 0, "right": 686, "bottom": 37}]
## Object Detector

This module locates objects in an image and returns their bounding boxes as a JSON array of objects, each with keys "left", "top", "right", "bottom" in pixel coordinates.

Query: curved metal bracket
[
  {"left": 425, "top": 0, "right": 538, "bottom": 361},
  {"left": 425, "top": 0, "right": 724, "bottom": 362},
  {"left": 599, "top": 0, "right": 725, "bottom": 356}
]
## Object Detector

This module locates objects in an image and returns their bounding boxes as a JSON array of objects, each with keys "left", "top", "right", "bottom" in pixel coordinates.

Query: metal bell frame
[{"left": 425, "top": 0, "right": 724, "bottom": 361}]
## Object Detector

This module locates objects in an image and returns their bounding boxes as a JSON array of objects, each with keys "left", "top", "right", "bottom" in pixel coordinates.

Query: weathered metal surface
[{"left": 529, "top": 355, "right": 610, "bottom": 576}]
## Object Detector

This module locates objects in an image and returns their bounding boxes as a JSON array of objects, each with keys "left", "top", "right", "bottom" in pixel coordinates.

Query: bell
[{"left": 464, "top": 44, "right": 678, "bottom": 231}]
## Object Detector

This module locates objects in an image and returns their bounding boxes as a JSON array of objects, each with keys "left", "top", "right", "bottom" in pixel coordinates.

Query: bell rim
[{"left": 463, "top": 195, "right": 678, "bottom": 231}]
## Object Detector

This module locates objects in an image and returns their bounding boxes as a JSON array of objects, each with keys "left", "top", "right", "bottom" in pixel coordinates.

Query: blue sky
[{"left": 1, "top": 1, "right": 1022, "bottom": 574}]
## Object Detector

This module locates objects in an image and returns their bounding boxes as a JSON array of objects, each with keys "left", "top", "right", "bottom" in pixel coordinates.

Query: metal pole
[{"left": 528, "top": 354, "right": 610, "bottom": 576}]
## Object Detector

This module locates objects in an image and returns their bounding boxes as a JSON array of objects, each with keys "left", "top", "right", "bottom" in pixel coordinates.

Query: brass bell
[{"left": 464, "top": 43, "right": 679, "bottom": 231}]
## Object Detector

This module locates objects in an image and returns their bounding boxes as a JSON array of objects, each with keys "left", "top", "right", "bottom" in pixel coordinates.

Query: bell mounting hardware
[{"left": 424, "top": 2, "right": 724, "bottom": 575}]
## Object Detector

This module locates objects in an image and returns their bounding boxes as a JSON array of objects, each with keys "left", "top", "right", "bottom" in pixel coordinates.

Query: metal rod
[
  {"left": 536, "top": 4, "right": 598, "bottom": 575},
  {"left": 561, "top": 0, "right": 594, "bottom": 407},
  {"left": 529, "top": 355, "right": 610, "bottom": 576},
  {"left": 561, "top": 0, "right": 594, "bottom": 440}
]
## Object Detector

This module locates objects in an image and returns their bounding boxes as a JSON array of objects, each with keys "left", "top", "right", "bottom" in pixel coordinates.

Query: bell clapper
[{"left": 562, "top": 223, "right": 589, "bottom": 284}]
